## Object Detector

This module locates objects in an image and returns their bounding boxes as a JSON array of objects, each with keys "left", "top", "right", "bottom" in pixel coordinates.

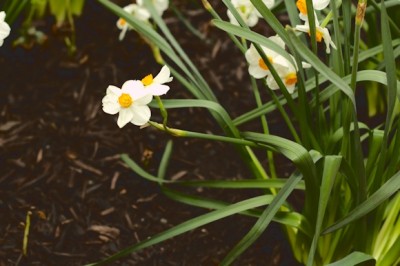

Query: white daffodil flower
[
  {"left": 227, "top": 0, "right": 275, "bottom": 27},
  {"left": 116, "top": 4, "right": 150, "bottom": 41},
  {"left": 266, "top": 56, "right": 311, "bottom": 94},
  {"left": 102, "top": 80, "right": 153, "bottom": 128},
  {"left": 227, "top": 0, "right": 259, "bottom": 27},
  {"left": 245, "top": 35, "right": 286, "bottom": 79},
  {"left": 295, "top": 18, "right": 337, "bottom": 53},
  {"left": 137, "top": 0, "right": 169, "bottom": 16},
  {"left": 0, "top": 11, "right": 11, "bottom": 47},
  {"left": 141, "top": 65, "right": 173, "bottom": 96},
  {"left": 296, "top": 0, "right": 330, "bottom": 21}
]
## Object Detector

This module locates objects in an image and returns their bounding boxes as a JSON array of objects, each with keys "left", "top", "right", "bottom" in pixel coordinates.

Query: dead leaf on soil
[
  {"left": 0, "top": 121, "right": 20, "bottom": 131},
  {"left": 88, "top": 225, "right": 120, "bottom": 242}
]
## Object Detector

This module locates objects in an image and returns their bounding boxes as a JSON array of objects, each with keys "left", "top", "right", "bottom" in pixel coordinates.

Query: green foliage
[{"left": 93, "top": 0, "right": 400, "bottom": 265}]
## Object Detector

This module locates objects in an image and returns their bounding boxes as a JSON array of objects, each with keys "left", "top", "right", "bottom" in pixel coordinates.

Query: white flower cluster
[
  {"left": 245, "top": 35, "right": 311, "bottom": 94},
  {"left": 0, "top": 11, "right": 11, "bottom": 47},
  {"left": 116, "top": 0, "right": 169, "bottom": 40},
  {"left": 227, "top": 0, "right": 275, "bottom": 27},
  {"left": 294, "top": 0, "right": 336, "bottom": 54},
  {"left": 102, "top": 66, "right": 172, "bottom": 128}
]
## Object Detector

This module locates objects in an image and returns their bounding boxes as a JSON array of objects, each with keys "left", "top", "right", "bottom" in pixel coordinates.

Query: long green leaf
[
  {"left": 161, "top": 187, "right": 309, "bottom": 233},
  {"left": 286, "top": 28, "right": 356, "bottom": 110},
  {"left": 149, "top": 99, "right": 239, "bottom": 137},
  {"left": 250, "top": 0, "right": 291, "bottom": 45},
  {"left": 323, "top": 170, "right": 400, "bottom": 234},
  {"left": 212, "top": 20, "right": 295, "bottom": 65},
  {"left": 307, "top": 156, "right": 342, "bottom": 266},
  {"left": 242, "top": 132, "right": 319, "bottom": 226},
  {"left": 178, "top": 179, "right": 305, "bottom": 190},
  {"left": 84, "top": 195, "right": 276, "bottom": 266},
  {"left": 157, "top": 140, "right": 173, "bottom": 180},
  {"left": 326, "top": 251, "right": 375, "bottom": 266},
  {"left": 121, "top": 154, "right": 168, "bottom": 183},
  {"left": 143, "top": 1, "right": 217, "bottom": 102},
  {"left": 234, "top": 70, "right": 400, "bottom": 126},
  {"left": 220, "top": 172, "right": 303, "bottom": 265}
]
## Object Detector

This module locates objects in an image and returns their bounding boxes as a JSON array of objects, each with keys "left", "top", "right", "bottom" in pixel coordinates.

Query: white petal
[
  {"left": 295, "top": 24, "right": 310, "bottom": 33},
  {"left": 245, "top": 44, "right": 259, "bottom": 63},
  {"left": 227, "top": 10, "right": 240, "bottom": 26},
  {"left": 321, "top": 27, "right": 336, "bottom": 54},
  {"left": 302, "top": 62, "right": 312, "bottom": 69},
  {"left": 147, "top": 84, "right": 170, "bottom": 96},
  {"left": 121, "top": 80, "right": 147, "bottom": 99},
  {"left": 123, "top": 4, "right": 136, "bottom": 13},
  {"left": 153, "top": 65, "right": 172, "bottom": 85},
  {"left": 130, "top": 105, "right": 151, "bottom": 126},
  {"left": 269, "top": 35, "right": 285, "bottom": 49},
  {"left": 286, "top": 83, "right": 296, "bottom": 94},
  {"left": 299, "top": 13, "right": 309, "bottom": 21},
  {"left": 266, "top": 75, "right": 280, "bottom": 90},
  {"left": 246, "top": 12, "right": 259, "bottom": 27},
  {"left": 103, "top": 102, "right": 121, "bottom": 115},
  {"left": 262, "top": 0, "right": 275, "bottom": 8},
  {"left": 117, "top": 108, "right": 134, "bottom": 128},
  {"left": 102, "top": 93, "right": 118, "bottom": 104},
  {"left": 106, "top": 85, "right": 121, "bottom": 96},
  {"left": 0, "top": 23, "right": 10, "bottom": 37},
  {"left": 0, "top": 12, "right": 5, "bottom": 21},
  {"left": 135, "top": 7, "right": 151, "bottom": 21},
  {"left": 135, "top": 94, "right": 153, "bottom": 105},
  {"left": 118, "top": 26, "right": 128, "bottom": 41},
  {"left": 248, "top": 65, "right": 269, "bottom": 79},
  {"left": 273, "top": 56, "right": 291, "bottom": 73},
  {"left": 313, "top": 0, "right": 330, "bottom": 10}
]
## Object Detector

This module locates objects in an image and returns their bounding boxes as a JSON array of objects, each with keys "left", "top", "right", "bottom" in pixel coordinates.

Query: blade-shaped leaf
[
  {"left": 220, "top": 172, "right": 303, "bottom": 265},
  {"left": 326, "top": 251, "right": 375, "bottom": 266},
  {"left": 323, "top": 170, "right": 400, "bottom": 234},
  {"left": 84, "top": 195, "right": 276, "bottom": 266}
]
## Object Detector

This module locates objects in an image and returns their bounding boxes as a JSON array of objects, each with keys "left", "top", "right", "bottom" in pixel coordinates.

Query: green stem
[
  {"left": 155, "top": 96, "right": 168, "bottom": 130},
  {"left": 148, "top": 121, "right": 257, "bottom": 147}
]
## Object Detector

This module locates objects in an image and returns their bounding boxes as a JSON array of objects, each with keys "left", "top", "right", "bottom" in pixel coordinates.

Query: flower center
[
  {"left": 118, "top": 18, "right": 126, "bottom": 26},
  {"left": 308, "top": 29, "right": 323, "bottom": 42},
  {"left": 142, "top": 74, "right": 154, "bottom": 86},
  {"left": 118, "top": 93, "right": 133, "bottom": 108},
  {"left": 285, "top": 73, "right": 298, "bottom": 86},
  {"left": 258, "top": 57, "right": 273, "bottom": 70},
  {"left": 296, "top": 0, "right": 307, "bottom": 15},
  {"left": 239, "top": 5, "right": 247, "bottom": 13}
]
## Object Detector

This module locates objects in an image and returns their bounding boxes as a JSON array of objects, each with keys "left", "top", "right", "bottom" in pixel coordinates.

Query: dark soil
[{"left": 0, "top": 1, "right": 301, "bottom": 265}]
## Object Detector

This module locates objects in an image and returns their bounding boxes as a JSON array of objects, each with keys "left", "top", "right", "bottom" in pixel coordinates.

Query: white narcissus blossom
[
  {"left": 0, "top": 11, "right": 11, "bottom": 47},
  {"left": 141, "top": 65, "right": 173, "bottom": 96},
  {"left": 245, "top": 35, "right": 286, "bottom": 79},
  {"left": 227, "top": 0, "right": 275, "bottom": 27},
  {"left": 295, "top": 17, "right": 337, "bottom": 54},
  {"left": 227, "top": 0, "right": 259, "bottom": 27},
  {"left": 102, "top": 80, "right": 153, "bottom": 128},
  {"left": 116, "top": 4, "right": 150, "bottom": 41},
  {"left": 296, "top": 0, "right": 330, "bottom": 21},
  {"left": 137, "top": 0, "right": 169, "bottom": 16},
  {"left": 266, "top": 56, "right": 311, "bottom": 94}
]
